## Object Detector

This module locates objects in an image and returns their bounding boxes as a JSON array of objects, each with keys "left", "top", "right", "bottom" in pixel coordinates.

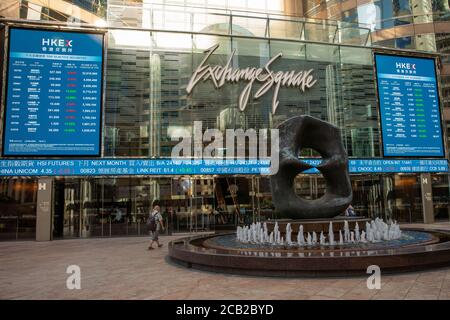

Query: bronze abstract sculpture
[{"left": 270, "top": 115, "right": 352, "bottom": 219}]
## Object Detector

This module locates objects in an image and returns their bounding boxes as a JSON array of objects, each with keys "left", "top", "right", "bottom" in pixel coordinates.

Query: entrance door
[
  {"left": 54, "top": 178, "right": 104, "bottom": 238},
  {"left": 53, "top": 177, "right": 163, "bottom": 238},
  {"left": 253, "top": 177, "right": 274, "bottom": 222},
  {"left": 351, "top": 175, "right": 383, "bottom": 219},
  {"left": 169, "top": 178, "right": 192, "bottom": 233},
  {"left": 169, "top": 177, "right": 215, "bottom": 233},
  {"left": 432, "top": 174, "right": 450, "bottom": 222},
  {"left": 53, "top": 178, "right": 82, "bottom": 238},
  {"left": 384, "top": 174, "right": 423, "bottom": 223},
  {"left": 214, "top": 177, "right": 247, "bottom": 229}
]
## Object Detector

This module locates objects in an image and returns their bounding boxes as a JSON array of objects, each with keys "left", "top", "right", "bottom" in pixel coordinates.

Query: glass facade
[
  {"left": 101, "top": 1, "right": 376, "bottom": 158},
  {"left": 300, "top": 0, "right": 450, "bottom": 146},
  {"left": 0, "top": 179, "right": 37, "bottom": 240},
  {"left": 0, "top": 1, "right": 448, "bottom": 241}
]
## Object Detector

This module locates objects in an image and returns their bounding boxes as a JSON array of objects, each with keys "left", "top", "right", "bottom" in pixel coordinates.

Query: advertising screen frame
[
  {"left": 1, "top": 25, "right": 106, "bottom": 158},
  {"left": 373, "top": 51, "right": 446, "bottom": 159}
]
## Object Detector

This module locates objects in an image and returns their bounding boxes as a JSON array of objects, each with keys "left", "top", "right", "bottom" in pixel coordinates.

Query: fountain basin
[{"left": 168, "top": 226, "right": 450, "bottom": 277}]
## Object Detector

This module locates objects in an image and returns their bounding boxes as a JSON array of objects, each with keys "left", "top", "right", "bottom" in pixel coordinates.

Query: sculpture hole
[{"left": 293, "top": 174, "right": 326, "bottom": 200}]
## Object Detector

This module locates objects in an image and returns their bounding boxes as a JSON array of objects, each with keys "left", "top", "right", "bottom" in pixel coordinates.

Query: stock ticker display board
[
  {"left": 2, "top": 28, "right": 104, "bottom": 156},
  {"left": 375, "top": 53, "right": 444, "bottom": 157}
]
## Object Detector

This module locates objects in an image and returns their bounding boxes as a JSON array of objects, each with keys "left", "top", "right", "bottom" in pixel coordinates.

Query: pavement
[{"left": 0, "top": 222, "right": 449, "bottom": 300}]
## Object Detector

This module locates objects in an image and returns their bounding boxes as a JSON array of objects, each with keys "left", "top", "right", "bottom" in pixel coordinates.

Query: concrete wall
[{"left": 0, "top": 0, "right": 20, "bottom": 19}]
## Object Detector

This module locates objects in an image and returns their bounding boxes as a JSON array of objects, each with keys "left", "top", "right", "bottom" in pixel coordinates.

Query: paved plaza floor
[{"left": 1, "top": 223, "right": 450, "bottom": 300}]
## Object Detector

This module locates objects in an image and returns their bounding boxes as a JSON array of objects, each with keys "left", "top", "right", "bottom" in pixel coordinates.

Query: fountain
[
  {"left": 236, "top": 218, "right": 402, "bottom": 247},
  {"left": 286, "top": 223, "right": 292, "bottom": 245},
  {"left": 344, "top": 221, "right": 350, "bottom": 243},
  {"left": 306, "top": 232, "right": 312, "bottom": 246},
  {"left": 328, "top": 222, "right": 335, "bottom": 246},
  {"left": 169, "top": 216, "right": 450, "bottom": 276},
  {"left": 297, "top": 225, "right": 305, "bottom": 245},
  {"left": 319, "top": 232, "right": 326, "bottom": 245}
]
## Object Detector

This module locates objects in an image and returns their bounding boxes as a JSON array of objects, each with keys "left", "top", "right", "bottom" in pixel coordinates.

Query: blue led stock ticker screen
[
  {"left": 375, "top": 53, "right": 444, "bottom": 157},
  {"left": 3, "top": 28, "right": 104, "bottom": 156},
  {"left": 0, "top": 158, "right": 447, "bottom": 177}
]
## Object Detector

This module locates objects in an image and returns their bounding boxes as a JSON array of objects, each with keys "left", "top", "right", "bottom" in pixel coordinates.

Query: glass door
[
  {"left": 169, "top": 177, "right": 215, "bottom": 233},
  {"left": 432, "top": 174, "right": 450, "bottom": 222},
  {"left": 53, "top": 178, "right": 82, "bottom": 238},
  {"left": 191, "top": 177, "right": 215, "bottom": 232},
  {"left": 384, "top": 174, "right": 423, "bottom": 223},
  {"left": 350, "top": 175, "right": 383, "bottom": 219},
  {"left": 254, "top": 176, "right": 274, "bottom": 222},
  {"left": 170, "top": 177, "right": 192, "bottom": 233},
  {"left": 101, "top": 177, "right": 160, "bottom": 237}
]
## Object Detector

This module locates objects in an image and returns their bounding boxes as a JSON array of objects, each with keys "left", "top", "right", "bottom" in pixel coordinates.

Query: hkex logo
[
  {"left": 395, "top": 62, "right": 416, "bottom": 70},
  {"left": 41, "top": 38, "right": 73, "bottom": 47}
]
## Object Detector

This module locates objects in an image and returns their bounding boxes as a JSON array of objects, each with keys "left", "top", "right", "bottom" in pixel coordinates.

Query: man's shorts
[{"left": 150, "top": 230, "right": 159, "bottom": 241}]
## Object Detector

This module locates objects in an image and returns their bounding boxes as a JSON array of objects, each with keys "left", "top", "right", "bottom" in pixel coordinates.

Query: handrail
[
  {"left": 4, "top": 4, "right": 450, "bottom": 54},
  {"left": 106, "top": 2, "right": 372, "bottom": 46},
  {"left": 7, "top": 0, "right": 374, "bottom": 45},
  {"left": 1, "top": 16, "right": 443, "bottom": 56}
]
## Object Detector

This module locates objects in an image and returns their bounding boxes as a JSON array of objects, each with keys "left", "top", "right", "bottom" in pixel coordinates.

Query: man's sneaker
[{"left": 158, "top": 244, "right": 163, "bottom": 248}]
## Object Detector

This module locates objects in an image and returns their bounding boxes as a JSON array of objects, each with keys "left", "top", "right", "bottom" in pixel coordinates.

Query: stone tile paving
[{"left": 0, "top": 222, "right": 449, "bottom": 300}]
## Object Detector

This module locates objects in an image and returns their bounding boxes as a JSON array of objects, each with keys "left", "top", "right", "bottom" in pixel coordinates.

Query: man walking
[{"left": 148, "top": 205, "right": 165, "bottom": 250}]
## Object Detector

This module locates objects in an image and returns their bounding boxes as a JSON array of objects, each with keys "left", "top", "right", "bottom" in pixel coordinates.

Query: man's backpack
[{"left": 147, "top": 213, "right": 157, "bottom": 232}]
